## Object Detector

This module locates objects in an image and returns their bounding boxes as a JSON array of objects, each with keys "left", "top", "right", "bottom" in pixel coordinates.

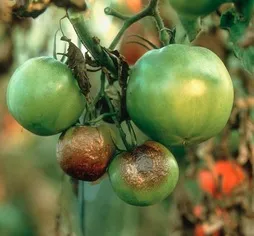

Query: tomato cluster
[
  {"left": 6, "top": 2, "right": 234, "bottom": 206},
  {"left": 6, "top": 55, "right": 180, "bottom": 206}
]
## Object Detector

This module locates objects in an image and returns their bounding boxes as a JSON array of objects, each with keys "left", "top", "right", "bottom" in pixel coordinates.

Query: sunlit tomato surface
[
  {"left": 169, "top": 0, "right": 227, "bottom": 17},
  {"left": 108, "top": 141, "right": 179, "bottom": 206},
  {"left": 57, "top": 125, "right": 115, "bottom": 181},
  {"left": 6, "top": 57, "right": 85, "bottom": 136},
  {"left": 198, "top": 160, "right": 246, "bottom": 198},
  {"left": 127, "top": 44, "right": 234, "bottom": 146}
]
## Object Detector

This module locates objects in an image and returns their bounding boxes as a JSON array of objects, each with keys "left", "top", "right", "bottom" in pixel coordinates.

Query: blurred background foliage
[{"left": 0, "top": 0, "right": 253, "bottom": 236}]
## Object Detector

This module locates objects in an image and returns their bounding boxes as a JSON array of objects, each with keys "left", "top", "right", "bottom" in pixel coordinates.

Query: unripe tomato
[
  {"left": 108, "top": 141, "right": 179, "bottom": 206},
  {"left": 169, "top": 0, "right": 228, "bottom": 17},
  {"left": 6, "top": 57, "right": 85, "bottom": 136},
  {"left": 198, "top": 160, "right": 246, "bottom": 198},
  {"left": 127, "top": 45, "right": 233, "bottom": 146},
  {"left": 57, "top": 125, "right": 115, "bottom": 181}
]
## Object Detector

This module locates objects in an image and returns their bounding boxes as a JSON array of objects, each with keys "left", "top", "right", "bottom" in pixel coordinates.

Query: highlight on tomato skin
[{"left": 197, "top": 160, "right": 247, "bottom": 198}]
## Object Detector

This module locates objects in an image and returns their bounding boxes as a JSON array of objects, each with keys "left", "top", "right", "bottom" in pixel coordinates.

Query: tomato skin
[
  {"left": 169, "top": 0, "right": 227, "bottom": 17},
  {"left": 6, "top": 57, "right": 85, "bottom": 136},
  {"left": 108, "top": 141, "right": 179, "bottom": 206},
  {"left": 198, "top": 160, "right": 246, "bottom": 198},
  {"left": 57, "top": 125, "right": 115, "bottom": 181},
  {"left": 127, "top": 44, "right": 234, "bottom": 146}
]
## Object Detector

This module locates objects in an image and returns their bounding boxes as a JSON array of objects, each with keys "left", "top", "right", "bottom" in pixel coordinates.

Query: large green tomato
[
  {"left": 169, "top": 0, "right": 228, "bottom": 17},
  {"left": 7, "top": 57, "right": 85, "bottom": 136},
  {"left": 108, "top": 141, "right": 179, "bottom": 206},
  {"left": 127, "top": 44, "right": 234, "bottom": 146}
]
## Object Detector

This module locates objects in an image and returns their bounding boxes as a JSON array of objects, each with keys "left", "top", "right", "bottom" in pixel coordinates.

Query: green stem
[
  {"left": 67, "top": 9, "right": 118, "bottom": 78},
  {"left": 153, "top": 9, "right": 170, "bottom": 45},
  {"left": 100, "top": 73, "right": 131, "bottom": 150},
  {"left": 126, "top": 119, "right": 137, "bottom": 147},
  {"left": 105, "top": 0, "right": 170, "bottom": 49},
  {"left": 78, "top": 180, "right": 85, "bottom": 236}
]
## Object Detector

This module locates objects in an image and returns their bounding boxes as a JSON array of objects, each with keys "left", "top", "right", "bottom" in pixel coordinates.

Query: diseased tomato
[
  {"left": 57, "top": 125, "right": 115, "bottom": 181},
  {"left": 6, "top": 57, "right": 85, "bottom": 136},
  {"left": 108, "top": 141, "right": 179, "bottom": 206},
  {"left": 127, "top": 44, "right": 234, "bottom": 146},
  {"left": 169, "top": 0, "right": 228, "bottom": 17},
  {"left": 198, "top": 160, "right": 246, "bottom": 198}
]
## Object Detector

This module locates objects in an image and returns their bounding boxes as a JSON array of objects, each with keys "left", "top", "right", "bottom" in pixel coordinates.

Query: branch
[
  {"left": 67, "top": 9, "right": 118, "bottom": 79},
  {"left": 105, "top": 0, "right": 170, "bottom": 49}
]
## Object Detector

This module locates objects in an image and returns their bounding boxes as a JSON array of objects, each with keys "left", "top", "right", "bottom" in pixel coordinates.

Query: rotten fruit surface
[{"left": 57, "top": 125, "right": 116, "bottom": 181}]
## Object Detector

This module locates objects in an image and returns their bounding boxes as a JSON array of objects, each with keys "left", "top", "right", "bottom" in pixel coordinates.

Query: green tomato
[
  {"left": 127, "top": 44, "right": 234, "bottom": 146},
  {"left": 7, "top": 56, "right": 85, "bottom": 136},
  {"left": 108, "top": 141, "right": 179, "bottom": 206},
  {"left": 169, "top": 0, "right": 228, "bottom": 17}
]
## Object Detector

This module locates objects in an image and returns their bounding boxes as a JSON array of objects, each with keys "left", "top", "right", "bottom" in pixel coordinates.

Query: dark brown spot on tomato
[{"left": 120, "top": 141, "right": 170, "bottom": 190}]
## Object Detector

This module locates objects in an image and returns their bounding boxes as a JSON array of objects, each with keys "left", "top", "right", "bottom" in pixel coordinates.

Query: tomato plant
[
  {"left": 127, "top": 44, "right": 234, "bottom": 146},
  {"left": 6, "top": 56, "right": 85, "bottom": 136},
  {"left": 198, "top": 160, "right": 246, "bottom": 198},
  {"left": 57, "top": 125, "right": 115, "bottom": 181},
  {"left": 4, "top": 0, "right": 254, "bottom": 234},
  {"left": 108, "top": 141, "right": 179, "bottom": 206}
]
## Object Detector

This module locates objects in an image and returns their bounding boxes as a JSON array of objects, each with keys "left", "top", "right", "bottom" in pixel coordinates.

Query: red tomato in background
[
  {"left": 198, "top": 160, "right": 246, "bottom": 198},
  {"left": 119, "top": 22, "right": 159, "bottom": 65},
  {"left": 194, "top": 224, "right": 220, "bottom": 236},
  {"left": 126, "top": 0, "right": 142, "bottom": 13}
]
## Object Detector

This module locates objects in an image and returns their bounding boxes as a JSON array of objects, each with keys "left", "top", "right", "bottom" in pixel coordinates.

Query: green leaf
[{"left": 220, "top": 1, "right": 254, "bottom": 75}]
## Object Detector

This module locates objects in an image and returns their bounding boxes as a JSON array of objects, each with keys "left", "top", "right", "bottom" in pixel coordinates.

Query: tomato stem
[
  {"left": 105, "top": 0, "right": 171, "bottom": 50},
  {"left": 67, "top": 9, "right": 118, "bottom": 79},
  {"left": 100, "top": 73, "right": 132, "bottom": 150},
  {"left": 78, "top": 180, "right": 85, "bottom": 236}
]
